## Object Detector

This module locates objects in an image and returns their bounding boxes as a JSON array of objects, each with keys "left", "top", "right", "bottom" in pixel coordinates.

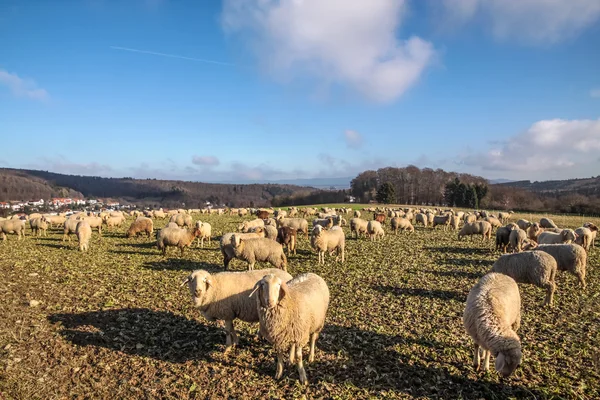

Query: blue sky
[{"left": 1, "top": 0, "right": 599, "bottom": 183}]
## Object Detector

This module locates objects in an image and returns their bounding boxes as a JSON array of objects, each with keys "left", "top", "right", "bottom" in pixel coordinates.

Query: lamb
[
  {"left": 390, "top": 217, "right": 414, "bottom": 234},
  {"left": 231, "top": 235, "right": 287, "bottom": 271},
  {"left": 458, "top": 221, "right": 492, "bottom": 241},
  {"left": 126, "top": 217, "right": 154, "bottom": 238},
  {"left": 537, "top": 229, "right": 577, "bottom": 245},
  {"left": 276, "top": 226, "right": 297, "bottom": 255},
  {"left": 310, "top": 225, "right": 345, "bottom": 264},
  {"left": 312, "top": 217, "right": 333, "bottom": 229},
  {"left": 182, "top": 268, "right": 292, "bottom": 352},
  {"left": 194, "top": 221, "right": 212, "bottom": 248},
  {"left": 220, "top": 231, "right": 264, "bottom": 269},
  {"left": 540, "top": 217, "right": 558, "bottom": 229},
  {"left": 0, "top": 219, "right": 25, "bottom": 241},
  {"left": 252, "top": 272, "right": 330, "bottom": 384},
  {"left": 76, "top": 220, "right": 92, "bottom": 252},
  {"left": 276, "top": 217, "right": 309, "bottom": 236},
  {"left": 415, "top": 213, "right": 428, "bottom": 227},
  {"left": 29, "top": 217, "right": 48, "bottom": 237},
  {"left": 534, "top": 244, "right": 587, "bottom": 288},
  {"left": 432, "top": 215, "right": 451, "bottom": 230},
  {"left": 463, "top": 273, "right": 522, "bottom": 377},
  {"left": 350, "top": 217, "right": 368, "bottom": 239},
  {"left": 156, "top": 226, "right": 201, "bottom": 256},
  {"left": 239, "top": 218, "right": 266, "bottom": 233},
  {"left": 491, "top": 251, "right": 557, "bottom": 306},
  {"left": 508, "top": 228, "right": 528, "bottom": 253},
  {"left": 169, "top": 213, "right": 193, "bottom": 228},
  {"left": 366, "top": 220, "right": 385, "bottom": 241}
]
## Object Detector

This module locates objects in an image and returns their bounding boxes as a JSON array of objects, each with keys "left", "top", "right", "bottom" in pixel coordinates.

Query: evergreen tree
[{"left": 376, "top": 182, "right": 396, "bottom": 204}]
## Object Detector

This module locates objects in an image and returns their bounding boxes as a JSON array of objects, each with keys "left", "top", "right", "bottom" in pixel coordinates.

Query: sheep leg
[
  {"left": 296, "top": 345, "right": 307, "bottom": 385},
  {"left": 472, "top": 343, "right": 480, "bottom": 369},
  {"left": 544, "top": 283, "right": 555, "bottom": 307},
  {"left": 578, "top": 273, "right": 586, "bottom": 289},
  {"left": 483, "top": 350, "right": 490, "bottom": 372},
  {"left": 288, "top": 344, "right": 296, "bottom": 365},
  {"left": 224, "top": 320, "right": 238, "bottom": 352},
  {"left": 308, "top": 332, "right": 319, "bottom": 362},
  {"left": 275, "top": 351, "right": 285, "bottom": 380}
]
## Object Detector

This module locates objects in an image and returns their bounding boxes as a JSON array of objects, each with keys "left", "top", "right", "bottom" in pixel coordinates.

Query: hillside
[
  {"left": 0, "top": 168, "right": 314, "bottom": 208},
  {"left": 498, "top": 176, "right": 600, "bottom": 196}
]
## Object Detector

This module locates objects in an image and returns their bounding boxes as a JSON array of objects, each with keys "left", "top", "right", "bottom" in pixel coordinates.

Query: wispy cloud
[
  {"left": 591, "top": 88, "right": 600, "bottom": 98},
  {"left": 344, "top": 130, "right": 363, "bottom": 149},
  {"left": 0, "top": 69, "right": 49, "bottom": 101},
  {"left": 192, "top": 155, "right": 220, "bottom": 166},
  {"left": 110, "top": 46, "right": 235, "bottom": 66}
]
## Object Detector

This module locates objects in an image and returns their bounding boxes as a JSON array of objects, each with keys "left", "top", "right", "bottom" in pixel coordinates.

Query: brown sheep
[
  {"left": 276, "top": 226, "right": 297, "bottom": 255},
  {"left": 126, "top": 217, "right": 154, "bottom": 238},
  {"left": 374, "top": 213, "right": 386, "bottom": 225}
]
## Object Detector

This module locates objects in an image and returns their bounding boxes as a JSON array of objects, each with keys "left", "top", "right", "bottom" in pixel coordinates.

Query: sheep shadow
[
  {"left": 142, "top": 259, "right": 223, "bottom": 272},
  {"left": 443, "top": 258, "right": 495, "bottom": 267},
  {"left": 372, "top": 285, "right": 466, "bottom": 302},
  {"left": 307, "top": 324, "right": 544, "bottom": 398},
  {"left": 37, "top": 243, "right": 71, "bottom": 250},
  {"left": 48, "top": 308, "right": 221, "bottom": 363},
  {"left": 110, "top": 250, "right": 154, "bottom": 256},
  {"left": 426, "top": 269, "right": 484, "bottom": 280},
  {"left": 426, "top": 246, "right": 492, "bottom": 256},
  {"left": 118, "top": 241, "right": 155, "bottom": 248}
]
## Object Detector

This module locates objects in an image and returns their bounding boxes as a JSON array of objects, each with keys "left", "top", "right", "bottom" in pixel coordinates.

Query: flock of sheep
[{"left": 0, "top": 205, "right": 597, "bottom": 384}]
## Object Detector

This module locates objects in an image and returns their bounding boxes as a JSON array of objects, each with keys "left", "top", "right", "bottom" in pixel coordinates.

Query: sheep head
[
  {"left": 181, "top": 270, "right": 212, "bottom": 307},
  {"left": 495, "top": 346, "right": 522, "bottom": 378},
  {"left": 583, "top": 222, "right": 598, "bottom": 231},
  {"left": 252, "top": 274, "right": 288, "bottom": 309}
]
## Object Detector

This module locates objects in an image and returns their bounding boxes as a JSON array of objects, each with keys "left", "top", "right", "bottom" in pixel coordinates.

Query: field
[{"left": 1, "top": 209, "right": 599, "bottom": 399}]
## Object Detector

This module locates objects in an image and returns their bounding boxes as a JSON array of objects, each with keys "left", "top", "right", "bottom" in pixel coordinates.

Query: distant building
[
  {"left": 51, "top": 198, "right": 73, "bottom": 207},
  {"left": 0, "top": 202, "right": 9, "bottom": 209}
]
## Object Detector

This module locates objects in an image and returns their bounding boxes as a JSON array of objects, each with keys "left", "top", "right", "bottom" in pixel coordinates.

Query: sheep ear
[
  {"left": 249, "top": 281, "right": 261, "bottom": 298},
  {"left": 204, "top": 277, "right": 212, "bottom": 288},
  {"left": 180, "top": 276, "right": 191, "bottom": 287},
  {"left": 279, "top": 282, "right": 289, "bottom": 301}
]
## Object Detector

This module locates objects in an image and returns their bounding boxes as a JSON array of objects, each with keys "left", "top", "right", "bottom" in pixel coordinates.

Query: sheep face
[
  {"left": 495, "top": 347, "right": 522, "bottom": 378},
  {"left": 255, "top": 274, "right": 285, "bottom": 309},
  {"left": 561, "top": 229, "right": 577, "bottom": 243},
  {"left": 185, "top": 271, "right": 211, "bottom": 308},
  {"left": 311, "top": 225, "right": 323, "bottom": 237}
]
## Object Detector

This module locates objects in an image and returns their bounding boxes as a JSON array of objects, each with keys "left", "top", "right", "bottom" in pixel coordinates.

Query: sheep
[
  {"left": 276, "top": 226, "right": 297, "bottom": 255},
  {"left": 126, "top": 217, "right": 154, "bottom": 238},
  {"left": 464, "top": 213, "right": 477, "bottom": 224},
  {"left": 583, "top": 222, "right": 597, "bottom": 246},
  {"left": 0, "top": 219, "right": 25, "bottom": 241},
  {"left": 432, "top": 215, "right": 451, "bottom": 230},
  {"left": 274, "top": 210, "right": 287, "bottom": 219},
  {"left": 366, "top": 220, "right": 385, "bottom": 241},
  {"left": 540, "top": 217, "right": 558, "bottom": 229},
  {"left": 534, "top": 244, "right": 587, "bottom": 288},
  {"left": 516, "top": 219, "right": 531, "bottom": 231},
  {"left": 288, "top": 208, "right": 298, "bottom": 218},
  {"left": 508, "top": 228, "right": 528, "bottom": 253},
  {"left": 276, "top": 217, "right": 309, "bottom": 236},
  {"left": 79, "top": 216, "right": 103, "bottom": 235},
  {"left": 484, "top": 216, "right": 502, "bottom": 229},
  {"left": 373, "top": 213, "right": 386, "bottom": 225},
  {"left": 220, "top": 232, "right": 264, "bottom": 269},
  {"left": 63, "top": 218, "right": 80, "bottom": 241},
  {"left": 491, "top": 251, "right": 557, "bottom": 306},
  {"left": 182, "top": 268, "right": 292, "bottom": 352},
  {"left": 153, "top": 209, "right": 166, "bottom": 219},
  {"left": 350, "top": 217, "right": 368, "bottom": 239},
  {"left": 238, "top": 218, "right": 265, "bottom": 233},
  {"left": 497, "top": 211, "right": 514, "bottom": 224},
  {"left": 458, "top": 221, "right": 492, "bottom": 241},
  {"left": 463, "top": 272, "right": 521, "bottom": 377},
  {"left": 331, "top": 215, "right": 347, "bottom": 227},
  {"left": 495, "top": 225, "right": 517, "bottom": 253},
  {"left": 579, "top": 222, "right": 598, "bottom": 249},
  {"left": 310, "top": 225, "right": 345, "bottom": 264},
  {"left": 353, "top": 210, "right": 361, "bottom": 218},
  {"left": 103, "top": 215, "right": 126, "bottom": 230},
  {"left": 194, "top": 221, "right": 212, "bottom": 248},
  {"left": 44, "top": 214, "right": 66, "bottom": 228},
  {"left": 426, "top": 212, "right": 435, "bottom": 225},
  {"left": 251, "top": 272, "right": 330, "bottom": 385},
  {"left": 312, "top": 217, "right": 333, "bottom": 229},
  {"left": 390, "top": 217, "right": 414, "bottom": 234},
  {"left": 231, "top": 235, "right": 287, "bottom": 272},
  {"left": 156, "top": 226, "right": 201, "bottom": 256},
  {"left": 169, "top": 213, "right": 193, "bottom": 228},
  {"left": 537, "top": 229, "right": 577, "bottom": 245},
  {"left": 76, "top": 220, "right": 92, "bottom": 252},
  {"left": 250, "top": 225, "right": 278, "bottom": 241},
  {"left": 238, "top": 208, "right": 249, "bottom": 217},
  {"left": 450, "top": 215, "right": 461, "bottom": 230},
  {"left": 414, "top": 213, "right": 427, "bottom": 227},
  {"left": 527, "top": 222, "right": 543, "bottom": 243},
  {"left": 29, "top": 217, "right": 48, "bottom": 237}
]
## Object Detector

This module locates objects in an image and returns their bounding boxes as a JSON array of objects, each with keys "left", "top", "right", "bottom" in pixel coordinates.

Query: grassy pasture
[{"left": 0, "top": 209, "right": 599, "bottom": 399}]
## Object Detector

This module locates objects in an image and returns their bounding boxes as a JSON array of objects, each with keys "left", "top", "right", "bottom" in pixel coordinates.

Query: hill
[
  {"left": 0, "top": 168, "right": 314, "bottom": 208},
  {"left": 498, "top": 176, "right": 600, "bottom": 196}
]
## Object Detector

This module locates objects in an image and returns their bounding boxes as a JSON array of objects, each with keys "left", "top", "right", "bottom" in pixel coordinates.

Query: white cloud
[
  {"left": 221, "top": 0, "right": 435, "bottom": 103},
  {"left": 191, "top": 155, "right": 220, "bottom": 166},
  {"left": 461, "top": 118, "right": 600, "bottom": 178},
  {"left": 0, "top": 69, "right": 49, "bottom": 101},
  {"left": 343, "top": 130, "right": 363, "bottom": 149},
  {"left": 591, "top": 88, "right": 600, "bottom": 98},
  {"left": 439, "top": 0, "right": 600, "bottom": 44}
]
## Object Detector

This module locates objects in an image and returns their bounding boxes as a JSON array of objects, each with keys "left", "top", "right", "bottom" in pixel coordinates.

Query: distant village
[{"left": 0, "top": 198, "right": 121, "bottom": 212}]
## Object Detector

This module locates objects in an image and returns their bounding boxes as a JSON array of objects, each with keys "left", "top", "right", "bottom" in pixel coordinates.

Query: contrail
[{"left": 110, "top": 46, "right": 235, "bottom": 66}]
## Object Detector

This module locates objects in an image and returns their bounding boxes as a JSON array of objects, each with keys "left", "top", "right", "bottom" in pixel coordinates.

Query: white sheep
[
  {"left": 194, "top": 220, "right": 212, "bottom": 248},
  {"left": 458, "top": 221, "right": 492, "bottom": 241},
  {"left": 516, "top": 219, "right": 532, "bottom": 231},
  {"left": 238, "top": 218, "right": 266, "bottom": 233},
  {"left": 537, "top": 229, "right": 577, "bottom": 245},
  {"left": 539, "top": 217, "right": 558, "bottom": 229},
  {"left": 491, "top": 251, "right": 557, "bottom": 306},
  {"left": 312, "top": 217, "right": 334, "bottom": 229},
  {"left": 350, "top": 217, "right": 368, "bottom": 239},
  {"left": 0, "top": 219, "right": 25, "bottom": 241},
  {"left": 220, "top": 231, "right": 264, "bottom": 269},
  {"left": 62, "top": 218, "right": 80, "bottom": 241},
  {"left": 415, "top": 213, "right": 428, "bottom": 227},
  {"left": 508, "top": 228, "right": 528, "bottom": 253},
  {"left": 432, "top": 215, "right": 451, "bottom": 230},
  {"left": 29, "top": 217, "right": 48, "bottom": 237},
  {"left": 251, "top": 272, "right": 330, "bottom": 385},
  {"left": 276, "top": 217, "right": 309, "bottom": 236},
  {"left": 390, "top": 217, "right": 414, "bottom": 234},
  {"left": 464, "top": 273, "right": 522, "bottom": 377},
  {"left": 534, "top": 244, "right": 587, "bottom": 288},
  {"left": 182, "top": 268, "right": 292, "bottom": 352},
  {"left": 366, "top": 220, "right": 385, "bottom": 241},
  {"left": 169, "top": 213, "right": 193, "bottom": 228},
  {"left": 310, "top": 225, "right": 345, "bottom": 264},
  {"left": 156, "top": 226, "right": 200, "bottom": 256},
  {"left": 76, "top": 220, "right": 92, "bottom": 252},
  {"left": 231, "top": 235, "right": 287, "bottom": 271}
]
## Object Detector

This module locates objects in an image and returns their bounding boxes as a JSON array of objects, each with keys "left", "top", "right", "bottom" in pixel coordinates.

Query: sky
[{"left": 1, "top": 0, "right": 600, "bottom": 184}]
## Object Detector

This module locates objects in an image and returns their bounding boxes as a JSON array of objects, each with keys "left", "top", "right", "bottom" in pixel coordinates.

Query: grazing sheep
[
  {"left": 458, "top": 221, "right": 493, "bottom": 241},
  {"left": 103, "top": 215, "right": 126, "bottom": 230},
  {"left": 367, "top": 220, "right": 385, "bottom": 241},
  {"left": 484, "top": 217, "right": 502, "bottom": 229},
  {"left": 169, "top": 213, "right": 193, "bottom": 228},
  {"left": 239, "top": 218, "right": 266, "bottom": 233},
  {"left": 575, "top": 225, "right": 597, "bottom": 252},
  {"left": 390, "top": 217, "right": 414, "bottom": 234},
  {"left": 126, "top": 217, "right": 154, "bottom": 238},
  {"left": 0, "top": 219, "right": 25, "bottom": 241},
  {"left": 44, "top": 214, "right": 66, "bottom": 228},
  {"left": 464, "top": 214, "right": 477, "bottom": 224},
  {"left": 194, "top": 221, "right": 212, "bottom": 248},
  {"left": 276, "top": 226, "right": 297, "bottom": 255},
  {"left": 182, "top": 268, "right": 292, "bottom": 352},
  {"left": 495, "top": 225, "right": 517, "bottom": 253},
  {"left": 252, "top": 272, "right": 330, "bottom": 385},
  {"left": 450, "top": 215, "right": 461, "bottom": 230},
  {"left": 220, "top": 232, "right": 264, "bottom": 269},
  {"left": 497, "top": 211, "right": 514, "bottom": 224},
  {"left": 29, "top": 217, "right": 48, "bottom": 237},
  {"left": 310, "top": 225, "right": 345, "bottom": 264},
  {"left": 508, "top": 228, "right": 528, "bottom": 253},
  {"left": 534, "top": 244, "right": 587, "bottom": 288},
  {"left": 251, "top": 225, "right": 278, "bottom": 241},
  {"left": 62, "top": 218, "right": 80, "bottom": 241},
  {"left": 538, "top": 229, "right": 577, "bottom": 245},
  {"left": 415, "top": 213, "right": 428, "bottom": 227},
  {"left": 79, "top": 216, "right": 103, "bottom": 235},
  {"left": 432, "top": 215, "right": 451, "bottom": 230},
  {"left": 580, "top": 222, "right": 598, "bottom": 249},
  {"left": 464, "top": 273, "right": 521, "bottom": 377},
  {"left": 312, "top": 217, "right": 334, "bottom": 229},
  {"left": 350, "top": 218, "right": 368, "bottom": 239},
  {"left": 231, "top": 235, "right": 287, "bottom": 271},
  {"left": 153, "top": 209, "right": 167, "bottom": 219},
  {"left": 156, "top": 226, "right": 201, "bottom": 256},
  {"left": 238, "top": 208, "right": 249, "bottom": 217},
  {"left": 540, "top": 217, "right": 558, "bottom": 229},
  {"left": 373, "top": 213, "right": 386, "bottom": 225},
  {"left": 527, "top": 222, "right": 543, "bottom": 242},
  {"left": 276, "top": 217, "right": 309, "bottom": 236},
  {"left": 76, "top": 220, "right": 92, "bottom": 252},
  {"left": 516, "top": 219, "right": 531, "bottom": 231},
  {"left": 491, "top": 251, "right": 557, "bottom": 306},
  {"left": 353, "top": 210, "right": 361, "bottom": 218}
]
